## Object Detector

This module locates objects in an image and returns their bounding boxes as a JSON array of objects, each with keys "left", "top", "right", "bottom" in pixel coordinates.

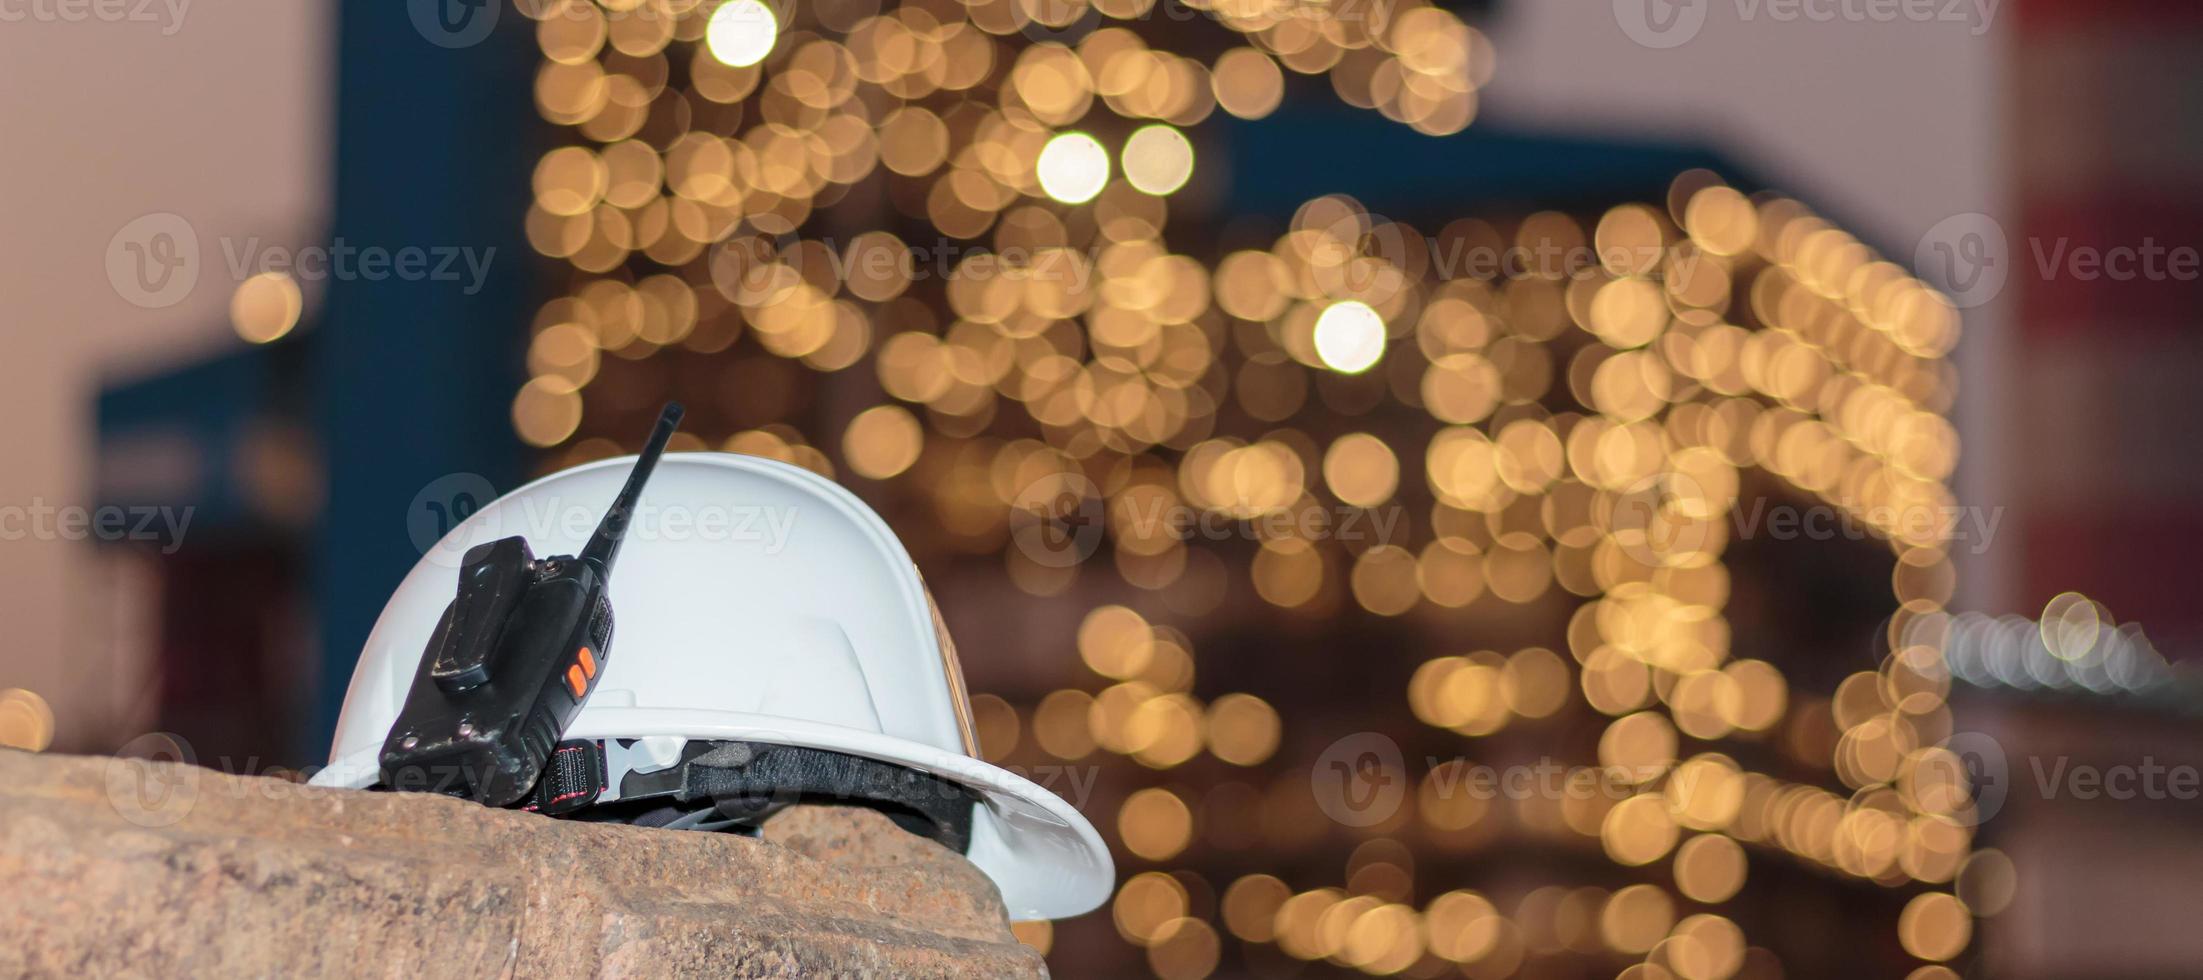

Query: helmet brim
[{"left": 309, "top": 706, "right": 1112, "bottom": 921}]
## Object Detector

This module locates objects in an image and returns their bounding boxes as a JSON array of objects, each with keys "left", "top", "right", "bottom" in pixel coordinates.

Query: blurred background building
[{"left": 1, "top": 0, "right": 2198, "bottom": 977}]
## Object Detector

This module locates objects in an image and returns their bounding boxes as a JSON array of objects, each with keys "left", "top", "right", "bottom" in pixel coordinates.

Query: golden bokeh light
[
  {"left": 1348, "top": 541, "right": 1418, "bottom": 612},
  {"left": 1897, "top": 892, "right": 1972, "bottom": 961},
  {"left": 705, "top": 0, "right": 778, "bottom": 68},
  {"left": 842, "top": 404, "right": 924, "bottom": 479},
  {"left": 1037, "top": 131, "right": 1110, "bottom": 205},
  {"left": 1602, "top": 884, "right": 1676, "bottom": 954},
  {"left": 512, "top": 375, "right": 584, "bottom": 447},
  {"left": 1033, "top": 688, "right": 1098, "bottom": 759},
  {"left": 969, "top": 692, "right": 1020, "bottom": 761},
  {"left": 1115, "top": 871, "right": 1190, "bottom": 945},
  {"left": 1205, "top": 693, "right": 1280, "bottom": 766},
  {"left": 1662, "top": 913, "right": 1746, "bottom": 980},
  {"left": 1673, "top": 833, "right": 1748, "bottom": 903},
  {"left": 1323, "top": 434, "right": 1400, "bottom": 508},
  {"left": 1211, "top": 47, "right": 1285, "bottom": 120},
  {"left": 0, "top": 688, "right": 55, "bottom": 752},
  {"left": 1119, "top": 787, "right": 1195, "bottom": 861},
  {"left": 1010, "top": 919, "right": 1053, "bottom": 955},
  {"left": 1601, "top": 793, "right": 1680, "bottom": 866},
  {"left": 1079, "top": 605, "right": 1155, "bottom": 679},
  {"left": 1601, "top": 711, "right": 1679, "bottom": 781},
  {"left": 1148, "top": 917, "right": 1222, "bottom": 980},
  {"left": 230, "top": 272, "right": 303, "bottom": 344},
  {"left": 1222, "top": 875, "right": 1290, "bottom": 942},
  {"left": 1122, "top": 125, "right": 1194, "bottom": 196},
  {"left": 1351, "top": 545, "right": 1422, "bottom": 616},
  {"left": 1313, "top": 300, "right": 1386, "bottom": 374},
  {"left": 1424, "top": 890, "right": 1502, "bottom": 962},
  {"left": 1955, "top": 849, "right": 2017, "bottom": 917}
]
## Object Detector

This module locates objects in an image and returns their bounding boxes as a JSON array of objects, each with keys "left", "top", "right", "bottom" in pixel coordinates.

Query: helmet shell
[{"left": 311, "top": 452, "right": 1112, "bottom": 920}]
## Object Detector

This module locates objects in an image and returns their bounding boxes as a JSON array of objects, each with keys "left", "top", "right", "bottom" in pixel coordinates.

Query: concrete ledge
[{"left": 0, "top": 751, "right": 1045, "bottom": 978}]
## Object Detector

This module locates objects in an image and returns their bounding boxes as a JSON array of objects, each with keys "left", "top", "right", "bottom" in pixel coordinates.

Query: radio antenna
[{"left": 581, "top": 402, "right": 684, "bottom": 574}]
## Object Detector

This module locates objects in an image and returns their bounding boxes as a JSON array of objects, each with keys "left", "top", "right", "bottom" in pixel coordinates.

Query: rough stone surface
[{"left": 0, "top": 751, "right": 1045, "bottom": 978}]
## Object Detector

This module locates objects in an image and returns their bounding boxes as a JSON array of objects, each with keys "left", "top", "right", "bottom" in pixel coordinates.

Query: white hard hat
[{"left": 310, "top": 451, "right": 1112, "bottom": 920}]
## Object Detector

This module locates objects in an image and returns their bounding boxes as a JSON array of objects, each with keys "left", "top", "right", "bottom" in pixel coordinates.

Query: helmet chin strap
[{"left": 522, "top": 738, "right": 980, "bottom": 854}]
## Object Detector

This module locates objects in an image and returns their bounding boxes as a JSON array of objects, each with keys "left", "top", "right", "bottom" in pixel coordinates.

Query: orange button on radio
[
  {"left": 565, "top": 665, "right": 587, "bottom": 698},
  {"left": 578, "top": 646, "right": 596, "bottom": 679}
]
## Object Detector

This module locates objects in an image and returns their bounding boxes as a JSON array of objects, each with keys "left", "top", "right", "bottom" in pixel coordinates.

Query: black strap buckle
[{"left": 522, "top": 739, "right": 608, "bottom": 815}]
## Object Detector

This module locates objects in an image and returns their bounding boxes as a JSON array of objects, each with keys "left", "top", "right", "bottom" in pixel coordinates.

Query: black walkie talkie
[{"left": 380, "top": 403, "right": 684, "bottom": 806}]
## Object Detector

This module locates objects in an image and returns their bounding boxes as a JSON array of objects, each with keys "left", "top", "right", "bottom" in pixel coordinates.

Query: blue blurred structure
[
  {"left": 1217, "top": 107, "right": 1750, "bottom": 219},
  {"left": 312, "top": 0, "right": 537, "bottom": 738},
  {"left": 94, "top": 2, "right": 538, "bottom": 760}
]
